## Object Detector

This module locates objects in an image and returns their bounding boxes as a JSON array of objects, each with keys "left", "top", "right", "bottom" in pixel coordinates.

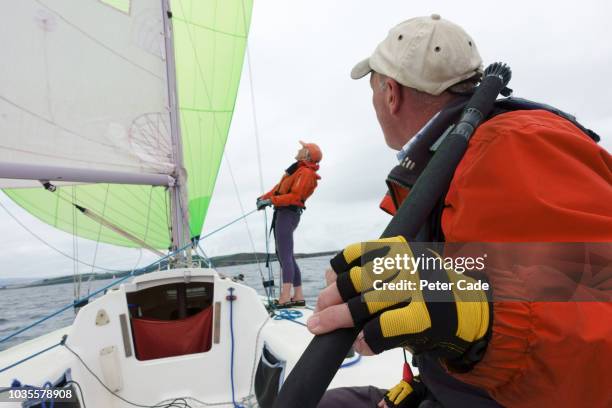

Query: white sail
[{"left": 0, "top": 0, "right": 174, "bottom": 188}]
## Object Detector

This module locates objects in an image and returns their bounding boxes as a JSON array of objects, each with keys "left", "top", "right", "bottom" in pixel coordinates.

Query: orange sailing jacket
[
  {"left": 382, "top": 109, "right": 612, "bottom": 407},
  {"left": 260, "top": 161, "right": 320, "bottom": 208}
]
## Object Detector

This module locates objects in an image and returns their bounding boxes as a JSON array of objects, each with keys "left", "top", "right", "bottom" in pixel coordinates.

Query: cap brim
[{"left": 350, "top": 58, "right": 372, "bottom": 80}]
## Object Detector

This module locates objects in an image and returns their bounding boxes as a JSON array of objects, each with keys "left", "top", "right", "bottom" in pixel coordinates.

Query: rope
[
  {"left": 248, "top": 317, "right": 270, "bottom": 398},
  {"left": 62, "top": 340, "right": 246, "bottom": 407},
  {"left": 0, "top": 341, "right": 63, "bottom": 374},
  {"left": 63, "top": 343, "right": 199, "bottom": 407},
  {"left": 130, "top": 186, "right": 155, "bottom": 272},
  {"left": 238, "top": 0, "right": 276, "bottom": 301},
  {"left": 222, "top": 153, "right": 269, "bottom": 301},
  {"left": 340, "top": 354, "right": 362, "bottom": 369},
  {"left": 90, "top": 184, "right": 111, "bottom": 275},
  {"left": 71, "top": 186, "right": 80, "bottom": 300},
  {"left": 227, "top": 288, "right": 243, "bottom": 408},
  {"left": 195, "top": 244, "right": 214, "bottom": 268},
  {"left": 272, "top": 309, "right": 306, "bottom": 327},
  {"left": 199, "top": 209, "right": 257, "bottom": 241}
]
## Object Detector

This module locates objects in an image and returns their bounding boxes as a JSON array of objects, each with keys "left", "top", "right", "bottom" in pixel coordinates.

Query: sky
[{"left": 1, "top": 0, "right": 611, "bottom": 279}]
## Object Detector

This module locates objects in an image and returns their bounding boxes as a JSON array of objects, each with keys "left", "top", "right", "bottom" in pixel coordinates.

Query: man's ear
[{"left": 385, "top": 79, "right": 402, "bottom": 115}]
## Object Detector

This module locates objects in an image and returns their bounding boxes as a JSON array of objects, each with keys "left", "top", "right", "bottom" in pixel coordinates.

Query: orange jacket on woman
[
  {"left": 383, "top": 109, "right": 612, "bottom": 408},
  {"left": 260, "top": 161, "right": 320, "bottom": 208}
]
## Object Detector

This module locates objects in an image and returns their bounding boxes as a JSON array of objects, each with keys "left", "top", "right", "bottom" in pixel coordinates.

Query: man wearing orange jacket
[
  {"left": 312, "top": 15, "right": 612, "bottom": 408},
  {"left": 257, "top": 141, "right": 322, "bottom": 308}
]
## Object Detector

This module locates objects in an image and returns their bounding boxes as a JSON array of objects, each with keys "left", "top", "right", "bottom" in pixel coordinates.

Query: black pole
[{"left": 272, "top": 63, "right": 512, "bottom": 408}]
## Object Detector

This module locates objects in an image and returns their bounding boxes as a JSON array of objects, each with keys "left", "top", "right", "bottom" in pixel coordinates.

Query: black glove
[{"left": 256, "top": 198, "right": 272, "bottom": 210}]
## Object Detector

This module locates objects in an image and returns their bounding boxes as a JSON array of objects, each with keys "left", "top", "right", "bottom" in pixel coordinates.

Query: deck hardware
[
  {"left": 119, "top": 314, "right": 133, "bottom": 357},
  {"left": 95, "top": 309, "right": 110, "bottom": 326},
  {"left": 213, "top": 302, "right": 221, "bottom": 344}
]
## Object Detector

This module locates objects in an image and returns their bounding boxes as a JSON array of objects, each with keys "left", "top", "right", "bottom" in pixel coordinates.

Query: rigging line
[
  {"left": 199, "top": 209, "right": 257, "bottom": 241},
  {"left": 222, "top": 152, "right": 267, "bottom": 284},
  {"left": 72, "top": 186, "right": 81, "bottom": 300},
  {"left": 131, "top": 186, "right": 155, "bottom": 272},
  {"left": 175, "top": 164, "right": 193, "bottom": 241},
  {"left": 239, "top": 0, "right": 275, "bottom": 297},
  {"left": 195, "top": 244, "right": 213, "bottom": 268},
  {"left": 173, "top": 177, "right": 194, "bottom": 265},
  {"left": 239, "top": 0, "right": 264, "bottom": 190},
  {"left": 170, "top": 16, "right": 247, "bottom": 39},
  {"left": 243, "top": 48, "right": 265, "bottom": 193},
  {"left": 164, "top": 185, "right": 172, "bottom": 245},
  {"left": 34, "top": 0, "right": 163, "bottom": 80},
  {"left": 90, "top": 184, "right": 111, "bottom": 275}
]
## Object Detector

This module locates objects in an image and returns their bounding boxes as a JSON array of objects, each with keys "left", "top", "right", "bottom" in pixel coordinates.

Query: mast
[{"left": 161, "top": 0, "right": 191, "bottom": 256}]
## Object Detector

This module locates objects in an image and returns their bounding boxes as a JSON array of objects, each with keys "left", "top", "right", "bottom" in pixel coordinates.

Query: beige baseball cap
[{"left": 351, "top": 14, "right": 483, "bottom": 96}]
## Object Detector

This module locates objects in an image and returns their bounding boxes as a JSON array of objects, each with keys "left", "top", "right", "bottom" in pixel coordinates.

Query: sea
[{"left": 0, "top": 256, "right": 331, "bottom": 352}]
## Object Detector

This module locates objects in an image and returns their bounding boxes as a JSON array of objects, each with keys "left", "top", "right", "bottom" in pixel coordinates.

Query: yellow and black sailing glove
[
  {"left": 383, "top": 362, "right": 426, "bottom": 408},
  {"left": 329, "top": 237, "right": 491, "bottom": 369}
]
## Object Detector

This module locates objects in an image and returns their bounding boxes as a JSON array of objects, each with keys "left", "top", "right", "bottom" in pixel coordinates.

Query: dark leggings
[
  {"left": 274, "top": 208, "right": 302, "bottom": 287},
  {"left": 318, "top": 386, "right": 444, "bottom": 408}
]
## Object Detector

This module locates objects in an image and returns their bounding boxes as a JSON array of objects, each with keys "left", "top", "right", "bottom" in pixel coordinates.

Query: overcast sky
[{"left": 1, "top": 0, "right": 611, "bottom": 279}]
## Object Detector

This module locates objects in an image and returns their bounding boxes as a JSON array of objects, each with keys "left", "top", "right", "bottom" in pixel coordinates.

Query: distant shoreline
[{"left": 1, "top": 251, "right": 337, "bottom": 289}]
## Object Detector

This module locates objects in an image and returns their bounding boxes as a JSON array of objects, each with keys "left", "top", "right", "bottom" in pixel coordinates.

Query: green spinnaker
[{"left": 4, "top": 0, "right": 253, "bottom": 250}]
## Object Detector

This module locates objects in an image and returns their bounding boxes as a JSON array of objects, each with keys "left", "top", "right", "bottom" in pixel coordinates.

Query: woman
[{"left": 257, "top": 141, "right": 322, "bottom": 308}]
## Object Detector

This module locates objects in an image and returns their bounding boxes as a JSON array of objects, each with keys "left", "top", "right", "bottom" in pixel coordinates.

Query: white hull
[{"left": 0, "top": 268, "right": 413, "bottom": 407}]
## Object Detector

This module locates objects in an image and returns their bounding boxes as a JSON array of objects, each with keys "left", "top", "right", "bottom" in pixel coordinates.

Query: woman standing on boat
[{"left": 256, "top": 141, "right": 322, "bottom": 308}]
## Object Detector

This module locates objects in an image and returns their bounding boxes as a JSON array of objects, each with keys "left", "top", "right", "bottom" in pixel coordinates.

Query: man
[
  {"left": 257, "top": 141, "right": 322, "bottom": 307},
  {"left": 311, "top": 15, "right": 612, "bottom": 408}
]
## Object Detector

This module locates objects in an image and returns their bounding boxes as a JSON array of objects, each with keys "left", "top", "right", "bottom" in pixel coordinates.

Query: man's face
[{"left": 295, "top": 146, "right": 309, "bottom": 161}]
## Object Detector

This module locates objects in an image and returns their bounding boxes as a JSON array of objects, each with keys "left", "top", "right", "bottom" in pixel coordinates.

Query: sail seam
[
  {"left": 171, "top": 16, "right": 247, "bottom": 39},
  {"left": 35, "top": 0, "right": 164, "bottom": 80},
  {"left": 180, "top": 107, "right": 233, "bottom": 113}
]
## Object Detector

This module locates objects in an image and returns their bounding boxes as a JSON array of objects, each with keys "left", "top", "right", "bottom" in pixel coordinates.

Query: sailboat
[{"left": 0, "top": 0, "right": 404, "bottom": 407}]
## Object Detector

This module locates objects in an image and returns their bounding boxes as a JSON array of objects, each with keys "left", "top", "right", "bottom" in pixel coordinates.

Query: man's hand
[
  {"left": 324, "top": 267, "right": 336, "bottom": 286},
  {"left": 256, "top": 198, "right": 272, "bottom": 210},
  {"left": 308, "top": 237, "right": 491, "bottom": 364}
]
